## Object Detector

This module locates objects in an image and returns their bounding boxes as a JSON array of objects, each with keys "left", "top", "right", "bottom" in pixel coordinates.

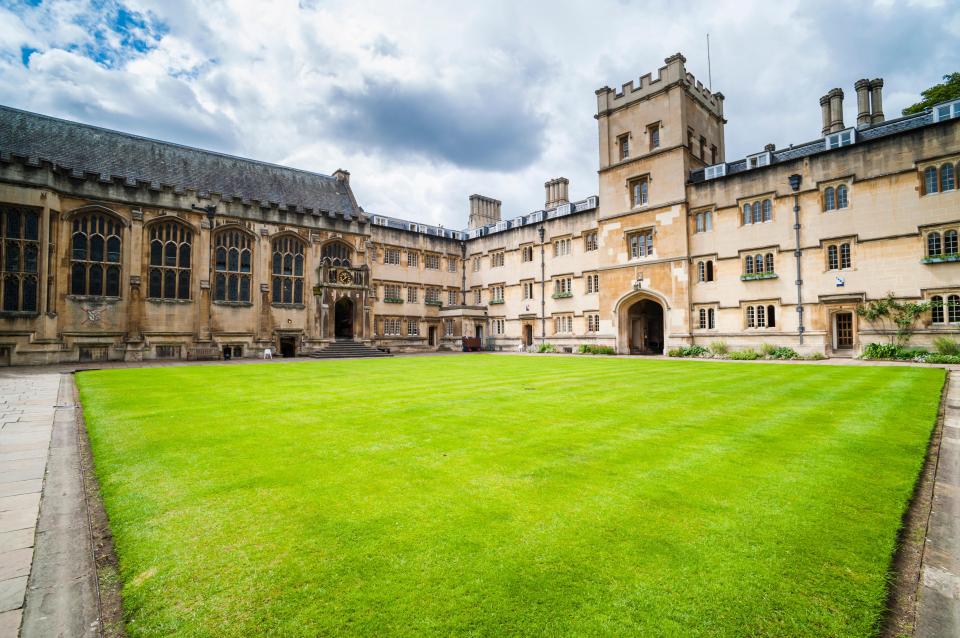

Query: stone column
[
  {"left": 870, "top": 79, "right": 884, "bottom": 124},
  {"left": 198, "top": 217, "right": 212, "bottom": 341},
  {"left": 126, "top": 209, "right": 144, "bottom": 344},
  {"left": 820, "top": 95, "right": 831, "bottom": 136},
  {"left": 854, "top": 79, "right": 871, "bottom": 127}
]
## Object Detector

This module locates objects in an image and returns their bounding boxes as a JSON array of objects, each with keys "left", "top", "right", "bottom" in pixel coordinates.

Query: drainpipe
[
  {"left": 539, "top": 226, "right": 546, "bottom": 345},
  {"left": 460, "top": 240, "right": 466, "bottom": 305},
  {"left": 789, "top": 174, "right": 804, "bottom": 344}
]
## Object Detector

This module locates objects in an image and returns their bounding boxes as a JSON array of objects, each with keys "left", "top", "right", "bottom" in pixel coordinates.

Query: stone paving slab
[
  {"left": 0, "top": 529, "right": 34, "bottom": 554},
  {"left": 0, "top": 609, "right": 21, "bottom": 635},
  {"left": 917, "top": 373, "right": 960, "bottom": 637}
]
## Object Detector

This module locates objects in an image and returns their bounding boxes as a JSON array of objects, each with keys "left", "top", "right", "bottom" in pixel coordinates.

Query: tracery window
[
  {"left": 271, "top": 236, "right": 305, "bottom": 305},
  {"left": 148, "top": 221, "right": 192, "bottom": 300},
  {"left": 1, "top": 205, "right": 40, "bottom": 312},
  {"left": 70, "top": 212, "right": 122, "bottom": 297},
  {"left": 322, "top": 241, "right": 352, "bottom": 267},
  {"left": 213, "top": 230, "right": 252, "bottom": 302}
]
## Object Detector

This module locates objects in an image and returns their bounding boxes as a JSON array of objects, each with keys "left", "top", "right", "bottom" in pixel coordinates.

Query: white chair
[{"left": 263, "top": 348, "right": 273, "bottom": 359}]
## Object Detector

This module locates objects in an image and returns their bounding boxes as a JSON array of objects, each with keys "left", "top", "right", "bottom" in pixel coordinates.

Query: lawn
[{"left": 78, "top": 356, "right": 944, "bottom": 637}]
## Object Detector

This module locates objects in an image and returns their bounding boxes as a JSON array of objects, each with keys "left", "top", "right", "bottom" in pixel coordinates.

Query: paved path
[
  {"left": 0, "top": 371, "right": 60, "bottom": 636},
  {"left": 917, "top": 370, "right": 960, "bottom": 636}
]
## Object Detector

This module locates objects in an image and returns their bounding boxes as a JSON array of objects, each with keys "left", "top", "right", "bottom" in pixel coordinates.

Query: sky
[{"left": 0, "top": 0, "right": 958, "bottom": 228}]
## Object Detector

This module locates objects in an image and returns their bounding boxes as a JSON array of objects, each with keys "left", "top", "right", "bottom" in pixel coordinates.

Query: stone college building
[{"left": 1, "top": 53, "right": 958, "bottom": 365}]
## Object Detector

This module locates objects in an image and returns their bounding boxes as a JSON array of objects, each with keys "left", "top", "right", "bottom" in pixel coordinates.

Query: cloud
[{"left": 0, "top": 0, "right": 957, "bottom": 228}]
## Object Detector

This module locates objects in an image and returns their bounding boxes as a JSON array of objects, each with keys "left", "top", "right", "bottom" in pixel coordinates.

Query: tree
[
  {"left": 855, "top": 293, "right": 931, "bottom": 346},
  {"left": 903, "top": 72, "right": 960, "bottom": 115}
]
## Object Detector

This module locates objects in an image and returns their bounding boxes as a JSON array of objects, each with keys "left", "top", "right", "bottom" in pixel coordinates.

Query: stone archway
[
  {"left": 616, "top": 291, "right": 669, "bottom": 355},
  {"left": 334, "top": 297, "right": 354, "bottom": 339}
]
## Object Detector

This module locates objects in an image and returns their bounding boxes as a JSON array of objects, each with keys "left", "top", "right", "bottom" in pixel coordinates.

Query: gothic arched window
[
  {"left": 321, "top": 241, "right": 352, "bottom": 267},
  {"left": 836, "top": 184, "right": 849, "bottom": 208},
  {"left": 272, "top": 236, "right": 305, "bottom": 305},
  {"left": 214, "top": 230, "right": 252, "bottom": 302},
  {"left": 1, "top": 206, "right": 40, "bottom": 312},
  {"left": 148, "top": 221, "right": 192, "bottom": 300},
  {"left": 824, "top": 187, "right": 836, "bottom": 211},
  {"left": 70, "top": 211, "right": 122, "bottom": 297}
]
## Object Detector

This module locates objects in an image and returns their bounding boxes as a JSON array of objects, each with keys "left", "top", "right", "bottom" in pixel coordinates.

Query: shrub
[
  {"left": 922, "top": 353, "right": 960, "bottom": 364},
  {"left": 759, "top": 343, "right": 777, "bottom": 357},
  {"left": 856, "top": 293, "right": 931, "bottom": 346},
  {"left": 709, "top": 341, "right": 729, "bottom": 356},
  {"left": 578, "top": 344, "right": 615, "bottom": 355},
  {"left": 803, "top": 353, "right": 827, "bottom": 361},
  {"left": 933, "top": 337, "right": 960, "bottom": 356},
  {"left": 536, "top": 343, "right": 557, "bottom": 354},
  {"left": 667, "top": 345, "right": 709, "bottom": 358},
  {"left": 766, "top": 347, "right": 800, "bottom": 360},
  {"left": 861, "top": 343, "right": 927, "bottom": 360},
  {"left": 728, "top": 349, "right": 760, "bottom": 360}
]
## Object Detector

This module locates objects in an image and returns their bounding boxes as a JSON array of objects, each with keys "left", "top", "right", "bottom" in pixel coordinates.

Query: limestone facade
[{"left": 1, "top": 52, "right": 959, "bottom": 365}]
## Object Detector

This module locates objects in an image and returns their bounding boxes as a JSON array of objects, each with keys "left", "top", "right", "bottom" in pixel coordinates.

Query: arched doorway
[
  {"left": 625, "top": 298, "right": 665, "bottom": 354},
  {"left": 334, "top": 297, "right": 354, "bottom": 339}
]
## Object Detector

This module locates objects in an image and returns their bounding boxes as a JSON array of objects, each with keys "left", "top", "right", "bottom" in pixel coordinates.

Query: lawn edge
[
  {"left": 880, "top": 369, "right": 949, "bottom": 638},
  {"left": 75, "top": 373, "right": 127, "bottom": 638}
]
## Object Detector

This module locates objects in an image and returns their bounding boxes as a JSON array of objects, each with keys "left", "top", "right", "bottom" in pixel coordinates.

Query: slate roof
[
  {"left": 689, "top": 109, "right": 938, "bottom": 184},
  {"left": 0, "top": 105, "right": 359, "bottom": 216}
]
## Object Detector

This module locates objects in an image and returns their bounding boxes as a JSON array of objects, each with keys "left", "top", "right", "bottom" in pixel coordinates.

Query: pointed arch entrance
[
  {"left": 334, "top": 297, "right": 354, "bottom": 339},
  {"left": 616, "top": 290, "right": 668, "bottom": 355}
]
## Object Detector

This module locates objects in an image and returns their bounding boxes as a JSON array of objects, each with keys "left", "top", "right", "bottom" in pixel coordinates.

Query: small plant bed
[
  {"left": 577, "top": 344, "right": 616, "bottom": 355},
  {"left": 859, "top": 339, "right": 960, "bottom": 364},
  {"left": 668, "top": 342, "right": 825, "bottom": 361},
  {"left": 921, "top": 253, "right": 960, "bottom": 264}
]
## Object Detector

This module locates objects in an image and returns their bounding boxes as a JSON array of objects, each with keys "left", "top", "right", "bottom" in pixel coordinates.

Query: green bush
[
  {"left": 667, "top": 345, "right": 710, "bottom": 358},
  {"left": 537, "top": 343, "right": 557, "bottom": 353},
  {"left": 861, "top": 343, "right": 927, "bottom": 360},
  {"left": 578, "top": 344, "right": 615, "bottom": 355},
  {"left": 803, "top": 353, "right": 827, "bottom": 361},
  {"left": 759, "top": 343, "right": 777, "bottom": 357},
  {"left": 710, "top": 341, "right": 729, "bottom": 355},
  {"left": 728, "top": 349, "right": 760, "bottom": 360},
  {"left": 933, "top": 337, "right": 960, "bottom": 356},
  {"left": 767, "top": 347, "right": 800, "bottom": 360},
  {"left": 922, "top": 353, "right": 960, "bottom": 364}
]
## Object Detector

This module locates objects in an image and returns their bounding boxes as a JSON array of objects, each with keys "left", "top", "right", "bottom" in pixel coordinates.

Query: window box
[
  {"left": 425, "top": 300, "right": 443, "bottom": 307},
  {"left": 922, "top": 253, "right": 960, "bottom": 264},
  {"left": 488, "top": 299, "right": 504, "bottom": 305},
  {"left": 552, "top": 292, "right": 574, "bottom": 299},
  {"left": 383, "top": 297, "right": 404, "bottom": 304},
  {"left": 740, "top": 272, "right": 778, "bottom": 282}
]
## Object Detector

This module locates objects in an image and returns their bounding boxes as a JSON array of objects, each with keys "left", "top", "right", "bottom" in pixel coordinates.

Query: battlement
[{"left": 596, "top": 52, "right": 724, "bottom": 119}]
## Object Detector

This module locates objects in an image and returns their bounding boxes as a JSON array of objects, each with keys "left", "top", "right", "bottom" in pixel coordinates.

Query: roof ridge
[{"left": 0, "top": 104, "right": 336, "bottom": 182}]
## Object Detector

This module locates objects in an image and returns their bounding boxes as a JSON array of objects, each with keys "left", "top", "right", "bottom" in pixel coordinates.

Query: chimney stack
[
  {"left": 764, "top": 143, "right": 776, "bottom": 152},
  {"left": 855, "top": 79, "right": 871, "bottom": 127},
  {"left": 828, "top": 88, "right": 845, "bottom": 133},
  {"left": 820, "top": 94, "right": 832, "bottom": 136},
  {"left": 467, "top": 194, "right": 502, "bottom": 229},
  {"left": 544, "top": 177, "right": 570, "bottom": 209},
  {"left": 333, "top": 168, "right": 350, "bottom": 184},
  {"left": 869, "top": 78, "right": 884, "bottom": 124}
]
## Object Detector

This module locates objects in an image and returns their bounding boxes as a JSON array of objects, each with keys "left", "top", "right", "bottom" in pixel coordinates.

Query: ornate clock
[{"left": 337, "top": 270, "right": 353, "bottom": 285}]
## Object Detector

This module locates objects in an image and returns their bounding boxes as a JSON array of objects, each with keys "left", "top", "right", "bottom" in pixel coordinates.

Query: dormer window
[
  {"left": 825, "top": 128, "right": 856, "bottom": 149},
  {"left": 933, "top": 99, "right": 960, "bottom": 122},
  {"left": 704, "top": 164, "right": 726, "bottom": 180},
  {"left": 746, "top": 152, "right": 771, "bottom": 169}
]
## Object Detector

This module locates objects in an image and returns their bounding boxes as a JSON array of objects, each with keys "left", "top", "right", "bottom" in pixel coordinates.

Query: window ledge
[
  {"left": 66, "top": 295, "right": 121, "bottom": 303},
  {"left": 146, "top": 298, "right": 193, "bottom": 304},
  {"left": 271, "top": 303, "right": 306, "bottom": 309},
  {"left": 740, "top": 273, "right": 779, "bottom": 282},
  {"left": 383, "top": 298, "right": 404, "bottom": 304},
  {"left": 489, "top": 299, "right": 505, "bottom": 305},
  {"left": 212, "top": 300, "right": 253, "bottom": 307},
  {"left": 424, "top": 300, "right": 443, "bottom": 307},
  {"left": 551, "top": 292, "right": 573, "bottom": 299},
  {"left": 922, "top": 254, "right": 960, "bottom": 264}
]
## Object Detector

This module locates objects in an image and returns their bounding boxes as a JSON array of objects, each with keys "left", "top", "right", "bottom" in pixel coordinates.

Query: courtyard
[{"left": 71, "top": 355, "right": 946, "bottom": 637}]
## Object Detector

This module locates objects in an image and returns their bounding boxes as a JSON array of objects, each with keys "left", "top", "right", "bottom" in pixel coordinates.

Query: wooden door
[{"left": 835, "top": 313, "right": 853, "bottom": 349}]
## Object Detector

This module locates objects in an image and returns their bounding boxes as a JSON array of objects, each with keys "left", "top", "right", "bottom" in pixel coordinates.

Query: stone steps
[{"left": 304, "top": 341, "right": 392, "bottom": 359}]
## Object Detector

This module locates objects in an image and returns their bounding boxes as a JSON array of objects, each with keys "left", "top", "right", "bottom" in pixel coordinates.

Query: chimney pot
[
  {"left": 854, "top": 79, "right": 871, "bottom": 128},
  {"left": 869, "top": 78, "right": 884, "bottom": 124},
  {"left": 820, "top": 94, "right": 832, "bottom": 136},
  {"left": 829, "top": 88, "right": 845, "bottom": 133},
  {"left": 764, "top": 143, "right": 776, "bottom": 152}
]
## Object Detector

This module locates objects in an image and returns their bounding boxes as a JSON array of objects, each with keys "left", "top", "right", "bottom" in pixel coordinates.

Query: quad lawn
[{"left": 77, "top": 355, "right": 945, "bottom": 637}]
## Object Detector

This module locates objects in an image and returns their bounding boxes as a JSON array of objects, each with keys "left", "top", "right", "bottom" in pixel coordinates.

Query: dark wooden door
[{"left": 835, "top": 313, "right": 853, "bottom": 349}]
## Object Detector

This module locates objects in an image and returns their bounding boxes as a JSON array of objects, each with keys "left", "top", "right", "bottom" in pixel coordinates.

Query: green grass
[{"left": 77, "top": 356, "right": 944, "bottom": 637}]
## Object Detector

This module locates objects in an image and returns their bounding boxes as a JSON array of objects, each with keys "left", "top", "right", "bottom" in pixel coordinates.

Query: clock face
[{"left": 337, "top": 271, "right": 353, "bottom": 285}]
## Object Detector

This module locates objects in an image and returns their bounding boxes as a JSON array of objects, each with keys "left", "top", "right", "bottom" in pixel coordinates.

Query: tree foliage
[
  {"left": 855, "top": 293, "right": 931, "bottom": 346},
  {"left": 902, "top": 72, "right": 960, "bottom": 115}
]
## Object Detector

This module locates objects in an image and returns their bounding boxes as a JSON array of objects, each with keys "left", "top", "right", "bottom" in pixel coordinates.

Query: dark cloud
[{"left": 327, "top": 77, "right": 547, "bottom": 171}]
